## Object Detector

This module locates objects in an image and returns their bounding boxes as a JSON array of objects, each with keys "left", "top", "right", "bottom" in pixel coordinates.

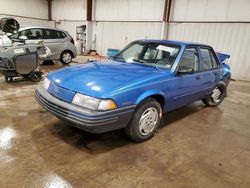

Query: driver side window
[{"left": 178, "top": 47, "right": 199, "bottom": 71}]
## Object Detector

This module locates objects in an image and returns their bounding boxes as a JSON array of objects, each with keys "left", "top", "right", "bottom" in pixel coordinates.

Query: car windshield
[{"left": 112, "top": 41, "right": 181, "bottom": 69}]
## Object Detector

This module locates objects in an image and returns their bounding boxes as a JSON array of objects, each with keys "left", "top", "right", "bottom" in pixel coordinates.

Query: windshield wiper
[
  {"left": 132, "top": 59, "right": 146, "bottom": 64},
  {"left": 132, "top": 59, "right": 161, "bottom": 70},
  {"left": 110, "top": 56, "right": 125, "bottom": 62}
]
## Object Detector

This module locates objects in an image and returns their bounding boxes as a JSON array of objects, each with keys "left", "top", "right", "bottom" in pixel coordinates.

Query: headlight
[
  {"left": 43, "top": 77, "right": 50, "bottom": 90},
  {"left": 72, "top": 93, "right": 117, "bottom": 111}
]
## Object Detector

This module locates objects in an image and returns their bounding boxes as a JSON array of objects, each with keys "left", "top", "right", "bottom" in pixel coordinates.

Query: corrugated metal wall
[
  {"left": 168, "top": 0, "right": 250, "bottom": 81},
  {"left": 94, "top": 0, "right": 164, "bottom": 21},
  {"left": 52, "top": 0, "right": 86, "bottom": 21},
  {"left": 52, "top": 0, "right": 86, "bottom": 44},
  {"left": 0, "top": 0, "right": 48, "bottom": 19},
  {"left": 92, "top": 22, "right": 162, "bottom": 56},
  {"left": 0, "top": 0, "right": 53, "bottom": 27},
  {"left": 170, "top": 0, "right": 250, "bottom": 22},
  {"left": 91, "top": 0, "right": 165, "bottom": 55}
]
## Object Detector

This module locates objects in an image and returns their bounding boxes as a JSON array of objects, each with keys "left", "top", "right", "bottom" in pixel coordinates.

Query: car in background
[
  {"left": 35, "top": 40, "right": 231, "bottom": 142},
  {"left": 0, "top": 26, "right": 77, "bottom": 64}
]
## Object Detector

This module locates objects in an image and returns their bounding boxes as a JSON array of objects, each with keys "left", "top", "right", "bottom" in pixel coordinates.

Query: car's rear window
[{"left": 43, "top": 29, "right": 66, "bottom": 39}]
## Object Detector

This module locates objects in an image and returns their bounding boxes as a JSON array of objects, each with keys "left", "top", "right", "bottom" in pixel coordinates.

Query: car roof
[
  {"left": 137, "top": 39, "right": 212, "bottom": 48},
  {"left": 19, "top": 26, "right": 68, "bottom": 33}
]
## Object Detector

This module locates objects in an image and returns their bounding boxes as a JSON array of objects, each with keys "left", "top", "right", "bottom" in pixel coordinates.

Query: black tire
[
  {"left": 60, "top": 50, "right": 73, "bottom": 64},
  {"left": 29, "top": 72, "right": 42, "bottom": 82},
  {"left": 125, "top": 98, "right": 162, "bottom": 142},
  {"left": 202, "top": 82, "right": 227, "bottom": 107}
]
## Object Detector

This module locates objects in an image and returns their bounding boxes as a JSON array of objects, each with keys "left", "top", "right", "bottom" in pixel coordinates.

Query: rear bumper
[
  {"left": 222, "top": 72, "right": 231, "bottom": 86},
  {"left": 35, "top": 86, "right": 135, "bottom": 133}
]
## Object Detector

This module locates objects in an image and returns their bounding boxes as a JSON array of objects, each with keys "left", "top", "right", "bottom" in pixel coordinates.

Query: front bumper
[{"left": 35, "top": 86, "right": 135, "bottom": 133}]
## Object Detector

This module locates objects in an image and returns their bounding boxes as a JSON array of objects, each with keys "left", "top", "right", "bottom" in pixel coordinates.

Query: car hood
[{"left": 47, "top": 60, "right": 171, "bottom": 98}]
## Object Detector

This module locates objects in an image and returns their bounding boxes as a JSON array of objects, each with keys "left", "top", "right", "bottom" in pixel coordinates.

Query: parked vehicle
[
  {"left": 0, "top": 26, "right": 77, "bottom": 64},
  {"left": 0, "top": 17, "right": 50, "bottom": 82},
  {"left": 35, "top": 40, "right": 231, "bottom": 142}
]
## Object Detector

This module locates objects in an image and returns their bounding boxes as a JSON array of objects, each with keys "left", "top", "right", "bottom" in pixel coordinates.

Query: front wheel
[
  {"left": 29, "top": 72, "right": 42, "bottom": 82},
  {"left": 60, "top": 51, "right": 73, "bottom": 64},
  {"left": 5, "top": 76, "right": 13, "bottom": 83},
  {"left": 202, "top": 82, "right": 227, "bottom": 107},
  {"left": 125, "top": 98, "right": 162, "bottom": 142}
]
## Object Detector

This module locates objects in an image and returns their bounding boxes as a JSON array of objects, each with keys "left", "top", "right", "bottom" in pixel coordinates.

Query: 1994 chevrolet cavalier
[{"left": 35, "top": 40, "right": 231, "bottom": 142}]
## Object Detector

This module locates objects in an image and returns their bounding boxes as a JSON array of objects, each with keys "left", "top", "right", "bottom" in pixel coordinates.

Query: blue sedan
[{"left": 35, "top": 40, "right": 231, "bottom": 142}]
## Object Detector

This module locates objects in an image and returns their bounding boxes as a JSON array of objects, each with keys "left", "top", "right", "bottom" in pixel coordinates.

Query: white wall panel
[
  {"left": 92, "top": 22, "right": 162, "bottom": 55},
  {"left": 52, "top": 0, "right": 86, "bottom": 21},
  {"left": 0, "top": 0, "right": 48, "bottom": 19},
  {"left": 170, "top": 0, "right": 250, "bottom": 21},
  {"left": 94, "top": 0, "right": 164, "bottom": 21},
  {"left": 168, "top": 23, "right": 250, "bottom": 81},
  {"left": 0, "top": 14, "right": 53, "bottom": 27},
  {"left": 56, "top": 21, "right": 86, "bottom": 40}
]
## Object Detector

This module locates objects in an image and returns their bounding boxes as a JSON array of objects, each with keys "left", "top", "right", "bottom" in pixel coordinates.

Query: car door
[
  {"left": 42, "top": 29, "right": 64, "bottom": 59},
  {"left": 21, "top": 28, "right": 43, "bottom": 44},
  {"left": 198, "top": 47, "right": 221, "bottom": 96},
  {"left": 168, "top": 46, "right": 204, "bottom": 110}
]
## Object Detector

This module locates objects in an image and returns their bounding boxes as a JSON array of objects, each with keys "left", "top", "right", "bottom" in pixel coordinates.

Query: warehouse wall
[
  {"left": 170, "top": 0, "right": 250, "bottom": 22},
  {"left": 93, "top": 0, "right": 164, "bottom": 21},
  {"left": 0, "top": 0, "right": 53, "bottom": 27},
  {"left": 52, "top": 0, "right": 86, "bottom": 45},
  {"left": 168, "top": 0, "right": 250, "bottom": 81},
  {"left": 52, "top": 0, "right": 86, "bottom": 20},
  {"left": 52, "top": 0, "right": 164, "bottom": 55},
  {"left": 92, "top": 22, "right": 162, "bottom": 56},
  {"left": 51, "top": 0, "right": 250, "bottom": 81},
  {"left": 92, "top": 0, "right": 164, "bottom": 55}
]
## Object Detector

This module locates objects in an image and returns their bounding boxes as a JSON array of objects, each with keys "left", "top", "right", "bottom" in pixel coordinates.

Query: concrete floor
[{"left": 0, "top": 60, "right": 250, "bottom": 188}]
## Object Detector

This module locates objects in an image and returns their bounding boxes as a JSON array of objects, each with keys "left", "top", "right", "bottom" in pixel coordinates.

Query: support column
[
  {"left": 86, "top": 0, "right": 93, "bottom": 50},
  {"left": 161, "top": 0, "right": 172, "bottom": 39},
  {"left": 48, "top": 0, "right": 52, "bottom": 21}
]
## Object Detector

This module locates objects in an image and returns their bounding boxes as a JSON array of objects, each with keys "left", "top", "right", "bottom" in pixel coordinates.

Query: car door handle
[{"left": 195, "top": 75, "right": 202, "bottom": 80}]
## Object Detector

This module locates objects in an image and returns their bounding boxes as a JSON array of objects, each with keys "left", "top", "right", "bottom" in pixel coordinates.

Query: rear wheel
[
  {"left": 60, "top": 51, "right": 73, "bottom": 64},
  {"left": 125, "top": 98, "right": 162, "bottom": 142},
  {"left": 202, "top": 82, "right": 226, "bottom": 107}
]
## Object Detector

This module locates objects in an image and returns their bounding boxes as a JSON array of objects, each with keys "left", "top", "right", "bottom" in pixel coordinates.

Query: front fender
[{"left": 135, "top": 89, "right": 165, "bottom": 105}]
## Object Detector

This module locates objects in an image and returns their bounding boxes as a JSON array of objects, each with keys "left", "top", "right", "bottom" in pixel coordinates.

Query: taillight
[{"left": 70, "top": 37, "right": 74, "bottom": 44}]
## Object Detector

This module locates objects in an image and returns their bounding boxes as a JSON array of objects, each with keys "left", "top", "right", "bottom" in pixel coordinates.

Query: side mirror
[
  {"left": 87, "top": 59, "right": 96, "bottom": 63},
  {"left": 177, "top": 67, "right": 194, "bottom": 74},
  {"left": 19, "top": 36, "right": 27, "bottom": 40}
]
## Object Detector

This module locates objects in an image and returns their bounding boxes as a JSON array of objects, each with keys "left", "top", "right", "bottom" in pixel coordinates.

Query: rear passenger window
[
  {"left": 21, "top": 29, "right": 43, "bottom": 40},
  {"left": 200, "top": 48, "right": 217, "bottom": 70},
  {"left": 43, "top": 29, "right": 65, "bottom": 39},
  {"left": 210, "top": 52, "right": 218, "bottom": 68}
]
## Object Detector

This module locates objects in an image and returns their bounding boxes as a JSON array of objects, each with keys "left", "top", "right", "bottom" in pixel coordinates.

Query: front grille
[
  {"left": 36, "top": 91, "right": 70, "bottom": 117},
  {"left": 35, "top": 91, "right": 117, "bottom": 126},
  {"left": 48, "top": 82, "right": 75, "bottom": 103}
]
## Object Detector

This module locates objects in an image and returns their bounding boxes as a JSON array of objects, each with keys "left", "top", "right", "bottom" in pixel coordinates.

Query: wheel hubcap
[
  {"left": 139, "top": 107, "right": 159, "bottom": 136},
  {"left": 62, "top": 53, "right": 72, "bottom": 63},
  {"left": 211, "top": 87, "right": 222, "bottom": 103}
]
